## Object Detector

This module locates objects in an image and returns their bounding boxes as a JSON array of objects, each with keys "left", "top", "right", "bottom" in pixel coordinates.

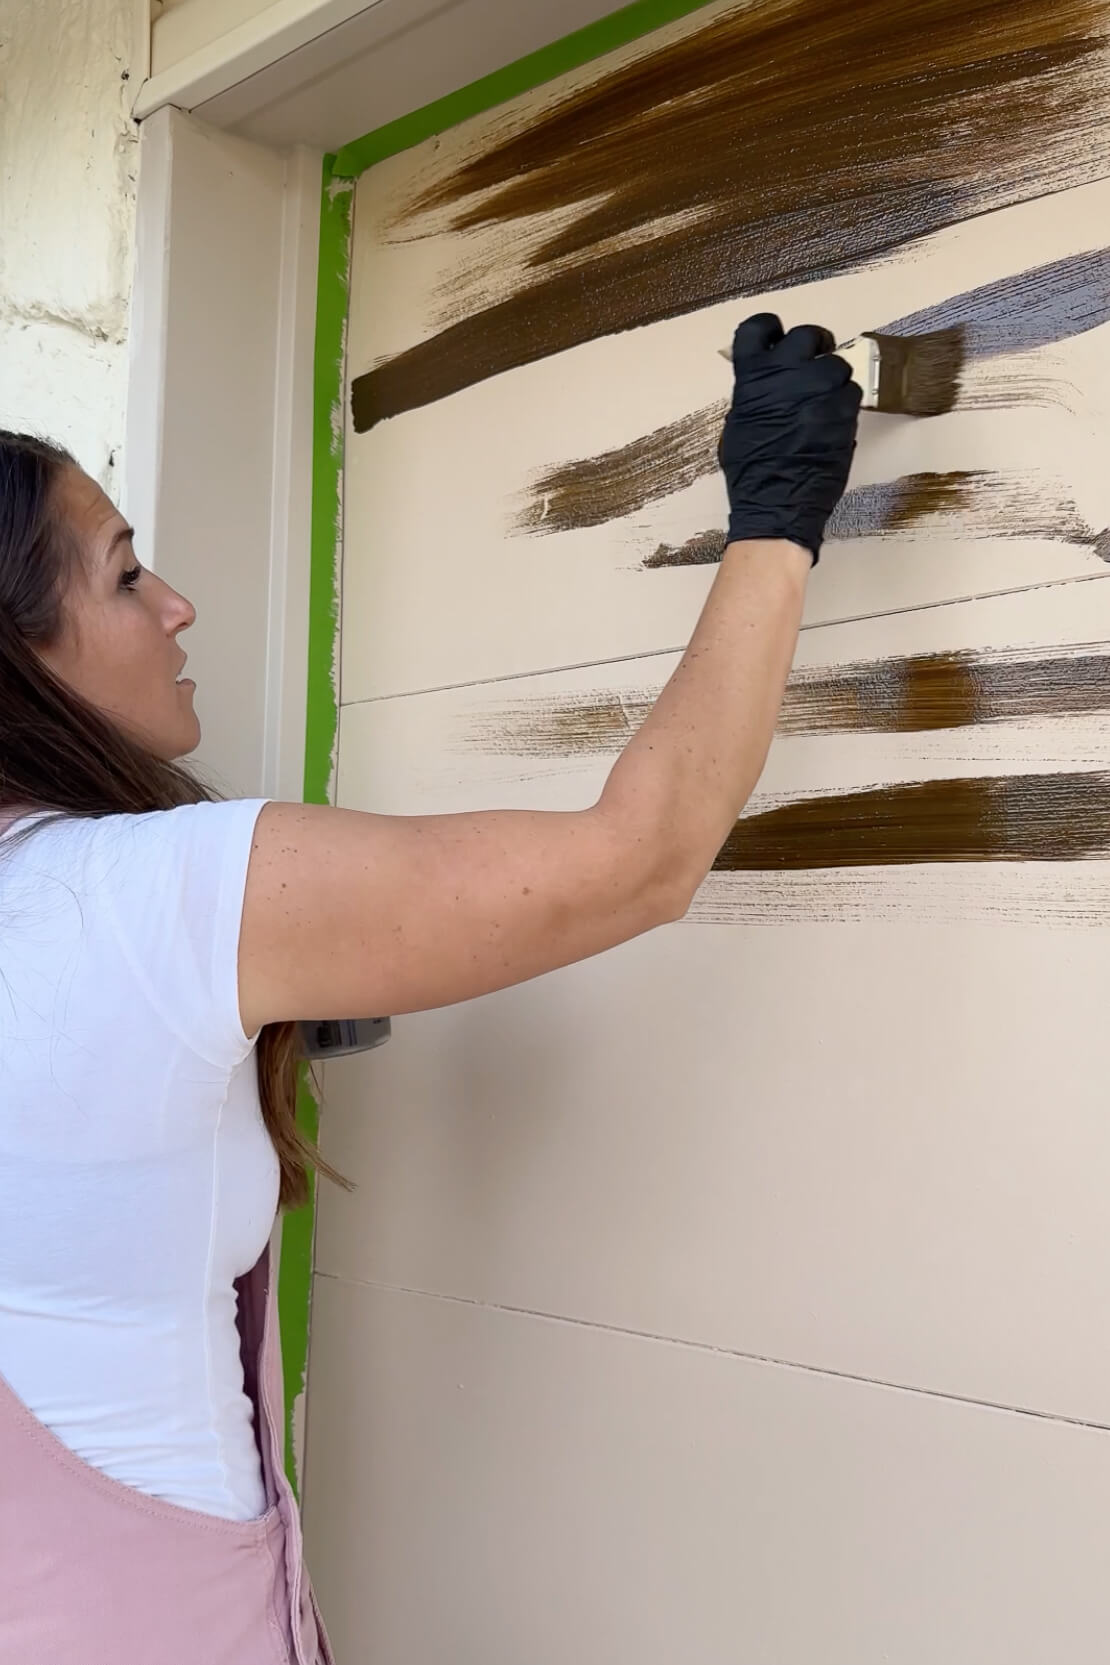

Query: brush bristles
[{"left": 865, "top": 326, "right": 966, "bottom": 417}]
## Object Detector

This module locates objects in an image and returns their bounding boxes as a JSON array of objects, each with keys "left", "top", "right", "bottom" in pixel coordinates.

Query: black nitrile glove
[{"left": 719, "top": 312, "right": 862, "bottom": 563}]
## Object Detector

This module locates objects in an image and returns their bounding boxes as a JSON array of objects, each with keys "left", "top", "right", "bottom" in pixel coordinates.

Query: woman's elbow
[{"left": 623, "top": 828, "right": 703, "bottom": 933}]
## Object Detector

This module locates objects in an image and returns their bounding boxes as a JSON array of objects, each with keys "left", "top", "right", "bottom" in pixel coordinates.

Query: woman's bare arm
[
  {"left": 238, "top": 314, "right": 860, "bottom": 1030},
  {"left": 240, "top": 540, "right": 807, "bottom": 1029}
]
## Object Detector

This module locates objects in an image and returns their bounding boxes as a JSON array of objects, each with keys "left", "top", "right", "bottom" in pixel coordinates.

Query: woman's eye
[{"left": 119, "top": 564, "right": 142, "bottom": 590}]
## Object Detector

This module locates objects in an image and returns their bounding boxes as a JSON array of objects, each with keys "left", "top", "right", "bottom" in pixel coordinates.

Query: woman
[{"left": 0, "top": 314, "right": 859, "bottom": 1662}]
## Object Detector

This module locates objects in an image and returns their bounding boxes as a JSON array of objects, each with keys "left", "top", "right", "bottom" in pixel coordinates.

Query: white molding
[
  {"left": 136, "top": 0, "right": 633, "bottom": 155},
  {"left": 122, "top": 106, "right": 173, "bottom": 569},
  {"left": 133, "top": 0, "right": 153, "bottom": 88},
  {"left": 135, "top": 0, "right": 386, "bottom": 118},
  {"left": 125, "top": 108, "right": 322, "bottom": 800},
  {"left": 263, "top": 143, "right": 322, "bottom": 802}
]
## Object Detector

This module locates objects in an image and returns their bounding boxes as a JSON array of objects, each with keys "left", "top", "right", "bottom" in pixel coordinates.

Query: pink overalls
[{"left": 0, "top": 1240, "right": 334, "bottom": 1664}]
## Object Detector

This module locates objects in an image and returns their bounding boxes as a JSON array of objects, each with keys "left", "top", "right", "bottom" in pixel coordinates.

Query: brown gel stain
[
  {"left": 351, "top": 0, "right": 1109, "bottom": 429},
  {"left": 466, "top": 645, "right": 1110, "bottom": 759},
  {"left": 877, "top": 245, "right": 1110, "bottom": 360},
  {"left": 825, "top": 470, "right": 1101, "bottom": 545},
  {"left": 463, "top": 692, "right": 634, "bottom": 757},
  {"left": 956, "top": 367, "right": 1080, "bottom": 412},
  {"left": 643, "top": 528, "right": 727, "bottom": 568},
  {"left": 712, "top": 773, "right": 1110, "bottom": 871},
  {"left": 517, "top": 403, "right": 724, "bottom": 535},
  {"left": 826, "top": 472, "right": 975, "bottom": 539},
  {"left": 779, "top": 647, "right": 1110, "bottom": 736},
  {"left": 515, "top": 239, "right": 1105, "bottom": 537},
  {"left": 516, "top": 350, "right": 1083, "bottom": 540},
  {"left": 642, "top": 472, "right": 1105, "bottom": 567}
]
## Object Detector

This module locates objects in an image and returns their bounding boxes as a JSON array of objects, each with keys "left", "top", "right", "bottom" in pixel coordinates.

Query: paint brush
[{"left": 717, "top": 325, "right": 965, "bottom": 416}]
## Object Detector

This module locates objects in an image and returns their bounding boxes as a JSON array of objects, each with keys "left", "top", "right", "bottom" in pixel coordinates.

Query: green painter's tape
[
  {"left": 333, "top": 0, "right": 717, "bottom": 177},
  {"left": 303, "top": 157, "right": 352, "bottom": 812},
  {"left": 278, "top": 1077, "right": 321, "bottom": 1497},
  {"left": 277, "top": 154, "right": 353, "bottom": 1497}
]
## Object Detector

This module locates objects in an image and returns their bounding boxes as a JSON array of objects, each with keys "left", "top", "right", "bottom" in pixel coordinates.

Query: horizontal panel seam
[
  {"left": 314, "top": 1268, "right": 1110, "bottom": 1436},
  {"left": 337, "top": 569, "right": 1110, "bottom": 707}
]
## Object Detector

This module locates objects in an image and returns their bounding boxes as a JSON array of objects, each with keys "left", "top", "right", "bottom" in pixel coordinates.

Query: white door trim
[{"left": 124, "top": 106, "right": 322, "bottom": 801}]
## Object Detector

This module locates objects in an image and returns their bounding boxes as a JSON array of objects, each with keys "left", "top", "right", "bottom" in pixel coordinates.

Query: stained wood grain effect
[{"left": 352, "top": 0, "right": 1110, "bottom": 428}]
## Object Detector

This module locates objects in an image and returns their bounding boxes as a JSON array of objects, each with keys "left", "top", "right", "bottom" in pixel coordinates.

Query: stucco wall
[{"left": 0, "top": 0, "right": 140, "bottom": 489}]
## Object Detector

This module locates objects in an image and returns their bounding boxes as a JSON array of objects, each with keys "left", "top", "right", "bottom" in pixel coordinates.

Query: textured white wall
[{"left": 0, "top": 0, "right": 141, "bottom": 489}]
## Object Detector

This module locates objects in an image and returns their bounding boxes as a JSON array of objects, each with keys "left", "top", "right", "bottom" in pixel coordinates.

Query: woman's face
[{"left": 39, "top": 468, "right": 201, "bottom": 762}]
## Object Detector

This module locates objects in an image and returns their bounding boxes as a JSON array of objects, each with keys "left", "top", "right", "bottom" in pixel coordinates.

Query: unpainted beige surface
[{"left": 305, "top": 1277, "right": 1110, "bottom": 1664}]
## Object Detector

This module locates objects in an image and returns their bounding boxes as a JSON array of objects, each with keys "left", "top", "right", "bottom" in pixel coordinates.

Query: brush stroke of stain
[
  {"left": 515, "top": 402, "right": 725, "bottom": 535},
  {"left": 351, "top": 0, "right": 1110, "bottom": 430},
  {"left": 514, "top": 246, "right": 1110, "bottom": 535},
  {"left": 643, "top": 472, "right": 1110, "bottom": 567},
  {"left": 878, "top": 246, "right": 1110, "bottom": 359},
  {"left": 466, "top": 691, "right": 634, "bottom": 757},
  {"left": 461, "top": 644, "right": 1110, "bottom": 758},
  {"left": 780, "top": 647, "right": 1110, "bottom": 735},
  {"left": 826, "top": 471, "right": 1102, "bottom": 544},
  {"left": 712, "top": 772, "right": 1110, "bottom": 871}
]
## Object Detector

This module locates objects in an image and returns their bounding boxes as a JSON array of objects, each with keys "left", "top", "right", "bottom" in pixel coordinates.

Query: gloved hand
[{"left": 718, "top": 313, "right": 861, "bottom": 563}]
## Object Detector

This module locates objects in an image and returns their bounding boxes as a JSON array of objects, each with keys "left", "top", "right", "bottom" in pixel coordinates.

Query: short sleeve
[{"left": 85, "top": 799, "right": 271, "bottom": 1069}]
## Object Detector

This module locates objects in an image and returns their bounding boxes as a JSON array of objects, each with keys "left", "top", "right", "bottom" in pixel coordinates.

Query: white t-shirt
[{"left": 0, "top": 799, "right": 280, "bottom": 1522}]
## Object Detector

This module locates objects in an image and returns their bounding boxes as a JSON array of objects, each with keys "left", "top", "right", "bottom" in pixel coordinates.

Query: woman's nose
[{"left": 159, "top": 575, "right": 196, "bottom": 632}]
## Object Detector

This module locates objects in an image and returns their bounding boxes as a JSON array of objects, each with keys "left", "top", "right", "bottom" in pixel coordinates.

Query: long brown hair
[{"left": 0, "top": 430, "right": 344, "bottom": 1210}]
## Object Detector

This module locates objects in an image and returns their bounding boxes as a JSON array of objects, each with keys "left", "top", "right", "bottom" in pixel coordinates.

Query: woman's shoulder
[
  {"left": 0, "top": 799, "right": 272, "bottom": 1067},
  {"left": 1, "top": 798, "right": 268, "bottom": 841},
  {"left": 0, "top": 800, "right": 270, "bottom": 890}
]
